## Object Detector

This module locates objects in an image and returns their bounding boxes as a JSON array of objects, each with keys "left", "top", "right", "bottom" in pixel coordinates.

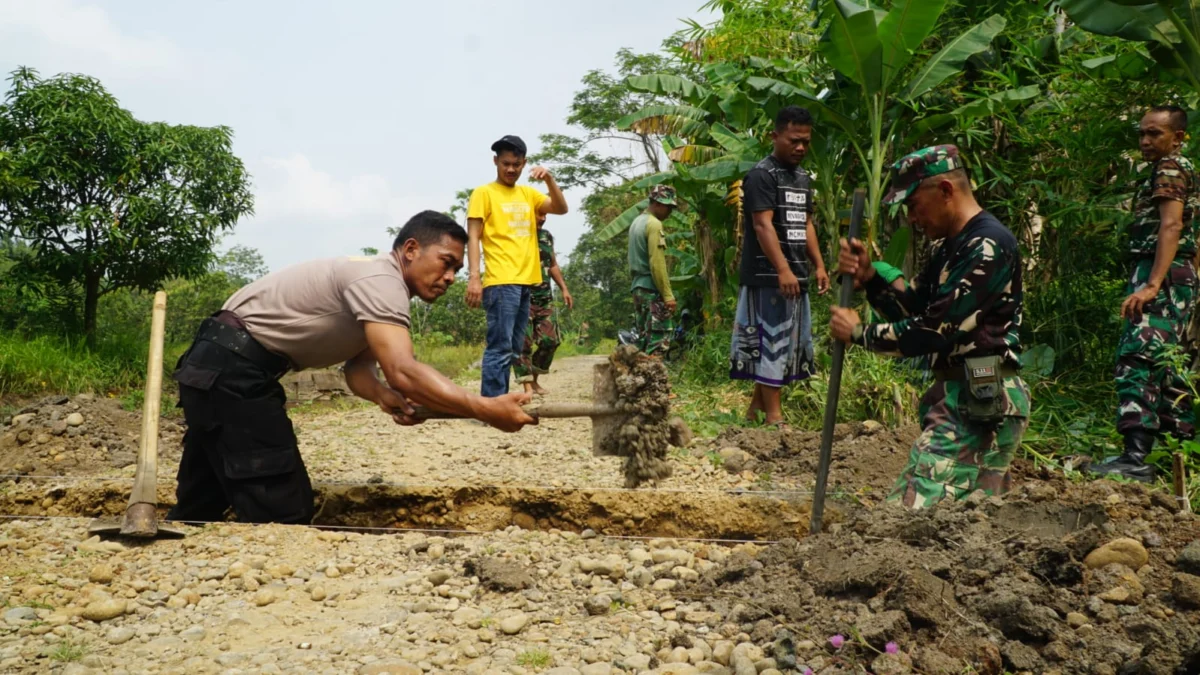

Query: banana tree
[
  {"left": 1060, "top": 0, "right": 1200, "bottom": 100},
  {"left": 779, "top": 0, "right": 1010, "bottom": 244}
]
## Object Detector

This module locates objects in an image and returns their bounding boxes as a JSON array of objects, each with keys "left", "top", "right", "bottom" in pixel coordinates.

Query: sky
[{"left": 0, "top": 0, "right": 713, "bottom": 273}]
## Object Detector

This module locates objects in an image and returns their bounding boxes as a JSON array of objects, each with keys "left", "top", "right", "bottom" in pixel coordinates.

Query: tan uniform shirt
[{"left": 223, "top": 254, "right": 411, "bottom": 370}]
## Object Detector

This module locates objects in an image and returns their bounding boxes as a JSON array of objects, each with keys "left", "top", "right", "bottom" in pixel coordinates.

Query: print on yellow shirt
[{"left": 468, "top": 182, "right": 549, "bottom": 287}]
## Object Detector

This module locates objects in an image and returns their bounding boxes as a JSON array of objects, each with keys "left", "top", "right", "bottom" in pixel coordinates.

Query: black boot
[{"left": 1089, "top": 430, "right": 1157, "bottom": 483}]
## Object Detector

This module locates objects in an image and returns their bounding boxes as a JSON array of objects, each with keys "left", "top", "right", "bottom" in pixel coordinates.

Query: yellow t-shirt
[{"left": 468, "top": 182, "right": 549, "bottom": 287}]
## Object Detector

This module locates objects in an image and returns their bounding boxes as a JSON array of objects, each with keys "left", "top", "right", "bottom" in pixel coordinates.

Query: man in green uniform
[
  {"left": 628, "top": 185, "right": 678, "bottom": 356},
  {"left": 514, "top": 214, "right": 573, "bottom": 395},
  {"left": 831, "top": 145, "right": 1030, "bottom": 509},
  {"left": 1091, "top": 105, "right": 1199, "bottom": 482}
]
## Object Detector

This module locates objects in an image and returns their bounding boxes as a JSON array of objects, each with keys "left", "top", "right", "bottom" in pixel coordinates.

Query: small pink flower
[
  {"left": 885, "top": 641, "right": 899, "bottom": 654},
  {"left": 829, "top": 634, "right": 845, "bottom": 649}
]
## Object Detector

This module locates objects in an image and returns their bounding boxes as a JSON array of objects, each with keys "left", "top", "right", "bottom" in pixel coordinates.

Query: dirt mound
[
  {"left": 604, "top": 345, "right": 673, "bottom": 488},
  {"left": 711, "top": 422, "right": 918, "bottom": 497},
  {"left": 0, "top": 394, "right": 183, "bottom": 477},
  {"left": 679, "top": 477, "right": 1200, "bottom": 674}
]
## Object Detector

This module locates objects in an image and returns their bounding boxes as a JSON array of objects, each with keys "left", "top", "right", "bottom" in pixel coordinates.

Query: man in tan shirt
[{"left": 168, "top": 210, "right": 534, "bottom": 524}]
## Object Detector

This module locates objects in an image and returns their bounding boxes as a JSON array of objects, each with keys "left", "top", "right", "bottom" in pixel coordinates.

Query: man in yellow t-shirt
[{"left": 466, "top": 135, "right": 569, "bottom": 396}]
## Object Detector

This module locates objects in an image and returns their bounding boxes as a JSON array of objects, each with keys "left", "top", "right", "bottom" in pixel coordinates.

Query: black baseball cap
[{"left": 491, "top": 135, "right": 527, "bottom": 156}]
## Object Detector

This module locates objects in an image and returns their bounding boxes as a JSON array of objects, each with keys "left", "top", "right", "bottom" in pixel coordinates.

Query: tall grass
[{"left": 0, "top": 331, "right": 187, "bottom": 397}]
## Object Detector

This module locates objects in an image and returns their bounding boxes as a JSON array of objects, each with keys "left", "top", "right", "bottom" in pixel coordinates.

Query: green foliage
[
  {"left": 47, "top": 637, "right": 87, "bottom": 663},
  {"left": 0, "top": 330, "right": 185, "bottom": 396},
  {"left": 0, "top": 68, "right": 254, "bottom": 343},
  {"left": 409, "top": 278, "right": 487, "bottom": 345}
]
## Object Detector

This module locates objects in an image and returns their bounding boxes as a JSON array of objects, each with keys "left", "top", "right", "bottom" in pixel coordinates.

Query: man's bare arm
[
  {"left": 530, "top": 167, "right": 568, "bottom": 215},
  {"left": 360, "top": 322, "right": 534, "bottom": 431},
  {"left": 466, "top": 217, "right": 484, "bottom": 308}
]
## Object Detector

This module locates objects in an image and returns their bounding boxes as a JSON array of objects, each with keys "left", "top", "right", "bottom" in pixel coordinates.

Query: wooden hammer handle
[
  {"left": 129, "top": 291, "right": 167, "bottom": 506},
  {"left": 403, "top": 402, "right": 619, "bottom": 421}
]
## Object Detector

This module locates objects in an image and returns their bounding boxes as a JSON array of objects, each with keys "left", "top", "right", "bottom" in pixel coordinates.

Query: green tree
[
  {"left": 530, "top": 48, "right": 698, "bottom": 189},
  {"left": 213, "top": 244, "right": 268, "bottom": 286},
  {"left": 0, "top": 67, "right": 254, "bottom": 344}
]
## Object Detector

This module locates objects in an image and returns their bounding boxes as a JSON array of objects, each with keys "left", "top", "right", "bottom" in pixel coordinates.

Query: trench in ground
[{"left": 0, "top": 479, "right": 830, "bottom": 541}]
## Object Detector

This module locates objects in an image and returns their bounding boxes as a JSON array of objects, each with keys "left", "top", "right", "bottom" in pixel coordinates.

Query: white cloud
[
  {"left": 232, "top": 153, "right": 431, "bottom": 271},
  {"left": 0, "top": 0, "right": 183, "bottom": 76}
]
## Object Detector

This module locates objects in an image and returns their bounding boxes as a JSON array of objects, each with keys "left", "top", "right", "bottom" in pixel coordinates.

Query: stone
[
  {"left": 858, "top": 610, "right": 910, "bottom": 649},
  {"left": 713, "top": 641, "right": 734, "bottom": 666},
  {"left": 1000, "top": 641, "right": 1042, "bottom": 671},
  {"left": 216, "top": 653, "right": 248, "bottom": 667},
  {"left": 584, "top": 594, "right": 611, "bottom": 616},
  {"left": 658, "top": 665, "right": 699, "bottom": 675},
  {"left": 668, "top": 416, "right": 694, "bottom": 447},
  {"left": 105, "top": 627, "right": 136, "bottom": 645},
  {"left": 620, "top": 654, "right": 652, "bottom": 671},
  {"left": 358, "top": 662, "right": 422, "bottom": 675},
  {"left": 88, "top": 564, "right": 115, "bottom": 584},
  {"left": 310, "top": 585, "right": 327, "bottom": 602},
  {"left": 581, "top": 529, "right": 598, "bottom": 540},
  {"left": 1084, "top": 538, "right": 1148, "bottom": 570},
  {"left": 11, "top": 413, "right": 35, "bottom": 426},
  {"left": 1173, "top": 573, "right": 1200, "bottom": 608},
  {"left": 464, "top": 557, "right": 534, "bottom": 592},
  {"left": 499, "top": 612, "right": 529, "bottom": 635},
  {"left": 82, "top": 598, "right": 127, "bottom": 622},
  {"left": 65, "top": 412, "right": 84, "bottom": 426},
  {"left": 544, "top": 669, "right": 583, "bottom": 675},
  {"left": 427, "top": 570, "right": 453, "bottom": 586},
  {"left": 1066, "top": 612, "right": 1088, "bottom": 628},
  {"left": 254, "top": 588, "right": 278, "bottom": 607},
  {"left": 1176, "top": 541, "right": 1200, "bottom": 574},
  {"left": 227, "top": 561, "right": 249, "bottom": 579},
  {"left": 180, "top": 625, "right": 207, "bottom": 641},
  {"left": 695, "top": 663, "right": 732, "bottom": 675},
  {"left": 3, "top": 607, "right": 37, "bottom": 622},
  {"left": 870, "top": 652, "right": 914, "bottom": 675},
  {"left": 581, "top": 665, "right": 612, "bottom": 675}
]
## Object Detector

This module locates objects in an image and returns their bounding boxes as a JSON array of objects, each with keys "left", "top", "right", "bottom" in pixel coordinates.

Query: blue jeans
[{"left": 482, "top": 284, "right": 532, "bottom": 397}]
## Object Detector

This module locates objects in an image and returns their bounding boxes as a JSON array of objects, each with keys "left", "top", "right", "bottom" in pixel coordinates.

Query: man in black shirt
[{"left": 729, "top": 106, "right": 830, "bottom": 430}]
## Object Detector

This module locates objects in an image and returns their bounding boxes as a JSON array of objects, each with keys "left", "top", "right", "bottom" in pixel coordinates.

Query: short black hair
[
  {"left": 775, "top": 106, "right": 814, "bottom": 131},
  {"left": 495, "top": 144, "right": 526, "bottom": 158},
  {"left": 391, "top": 210, "right": 468, "bottom": 250},
  {"left": 1150, "top": 105, "right": 1188, "bottom": 132}
]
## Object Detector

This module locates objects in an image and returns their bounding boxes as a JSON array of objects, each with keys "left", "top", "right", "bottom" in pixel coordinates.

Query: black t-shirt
[{"left": 739, "top": 155, "right": 814, "bottom": 287}]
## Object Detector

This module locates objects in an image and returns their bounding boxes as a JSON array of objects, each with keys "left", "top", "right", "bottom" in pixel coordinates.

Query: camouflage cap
[
  {"left": 883, "top": 145, "right": 964, "bottom": 205},
  {"left": 649, "top": 184, "right": 678, "bottom": 206}
]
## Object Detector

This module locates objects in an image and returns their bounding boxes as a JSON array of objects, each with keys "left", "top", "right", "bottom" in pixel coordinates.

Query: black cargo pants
[{"left": 167, "top": 337, "right": 314, "bottom": 524}]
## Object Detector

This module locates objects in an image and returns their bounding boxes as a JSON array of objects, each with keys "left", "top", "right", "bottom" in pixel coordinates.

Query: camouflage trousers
[
  {"left": 889, "top": 377, "right": 1030, "bottom": 510},
  {"left": 514, "top": 299, "right": 560, "bottom": 382},
  {"left": 1115, "top": 258, "right": 1198, "bottom": 438},
  {"left": 632, "top": 288, "right": 674, "bottom": 356}
]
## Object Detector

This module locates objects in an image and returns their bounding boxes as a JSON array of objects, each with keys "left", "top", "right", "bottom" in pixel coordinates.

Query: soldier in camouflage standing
[
  {"left": 628, "top": 185, "right": 678, "bottom": 356},
  {"left": 514, "top": 214, "right": 573, "bottom": 395},
  {"left": 1091, "top": 105, "right": 1199, "bottom": 482},
  {"left": 831, "top": 145, "right": 1030, "bottom": 509}
]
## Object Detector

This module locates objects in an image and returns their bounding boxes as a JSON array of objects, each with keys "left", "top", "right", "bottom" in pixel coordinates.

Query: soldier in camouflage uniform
[
  {"left": 1091, "top": 105, "right": 1199, "bottom": 482},
  {"left": 514, "top": 214, "right": 573, "bottom": 395},
  {"left": 831, "top": 145, "right": 1029, "bottom": 509},
  {"left": 628, "top": 185, "right": 679, "bottom": 356}
]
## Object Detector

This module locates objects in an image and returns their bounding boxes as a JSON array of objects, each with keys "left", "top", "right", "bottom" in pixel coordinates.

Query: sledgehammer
[
  {"left": 810, "top": 188, "right": 866, "bottom": 535},
  {"left": 403, "top": 361, "right": 626, "bottom": 456}
]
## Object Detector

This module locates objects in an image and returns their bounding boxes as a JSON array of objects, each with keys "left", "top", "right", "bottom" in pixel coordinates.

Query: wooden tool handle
[
  {"left": 129, "top": 291, "right": 167, "bottom": 506},
  {"left": 403, "top": 401, "right": 619, "bottom": 421}
]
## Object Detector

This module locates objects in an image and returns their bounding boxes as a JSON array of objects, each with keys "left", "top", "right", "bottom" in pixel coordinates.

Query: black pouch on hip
[{"left": 963, "top": 355, "right": 1005, "bottom": 426}]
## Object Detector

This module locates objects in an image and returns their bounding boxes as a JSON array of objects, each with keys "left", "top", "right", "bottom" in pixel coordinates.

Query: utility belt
[
  {"left": 934, "top": 355, "right": 1018, "bottom": 426},
  {"left": 193, "top": 311, "right": 292, "bottom": 379}
]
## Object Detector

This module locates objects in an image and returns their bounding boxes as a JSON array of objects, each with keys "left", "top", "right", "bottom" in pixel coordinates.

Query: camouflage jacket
[
  {"left": 1129, "top": 154, "right": 1199, "bottom": 258},
  {"left": 531, "top": 227, "right": 556, "bottom": 306},
  {"left": 854, "top": 211, "right": 1023, "bottom": 371}
]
